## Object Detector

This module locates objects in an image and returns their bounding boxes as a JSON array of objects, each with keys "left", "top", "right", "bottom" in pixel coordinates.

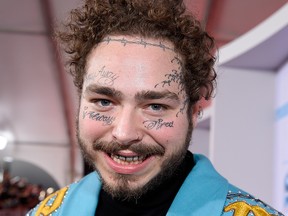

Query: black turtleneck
[{"left": 95, "top": 151, "right": 195, "bottom": 216}]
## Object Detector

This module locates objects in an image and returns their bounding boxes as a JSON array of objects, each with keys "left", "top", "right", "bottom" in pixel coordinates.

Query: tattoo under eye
[
  {"left": 143, "top": 119, "right": 174, "bottom": 130},
  {"left": 82, "top": 108, "right": 115, "bottom": 125}
]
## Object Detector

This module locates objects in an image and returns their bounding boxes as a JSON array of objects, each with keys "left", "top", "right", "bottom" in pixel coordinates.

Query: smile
[
  {"left": 110, "top": 154, "right": 146, "bottom": 165},
  {"left": 104, "top": 152, "right": 155, "bottom": 175}
]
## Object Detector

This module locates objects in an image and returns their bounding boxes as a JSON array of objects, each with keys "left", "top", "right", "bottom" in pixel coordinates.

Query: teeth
[
  {"left": 126, "top": 157, "right": 133, "bottom": 162},
  {"left": 111, "top": 154, "right": 145, "bottom": 165}
]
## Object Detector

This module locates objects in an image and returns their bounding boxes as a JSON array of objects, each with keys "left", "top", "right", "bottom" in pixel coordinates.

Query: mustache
[{"left": 92, "top": 141, "right": 165, "bottom": 157}]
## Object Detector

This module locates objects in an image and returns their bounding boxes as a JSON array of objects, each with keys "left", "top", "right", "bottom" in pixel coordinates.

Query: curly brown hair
[{"left": 56, "top": 0, "right": 216, "bottom": 107}]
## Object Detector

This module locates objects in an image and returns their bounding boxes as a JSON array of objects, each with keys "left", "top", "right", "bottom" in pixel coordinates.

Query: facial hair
[{"left": 76, "top": 118, "right": 193, "bottom": 201}]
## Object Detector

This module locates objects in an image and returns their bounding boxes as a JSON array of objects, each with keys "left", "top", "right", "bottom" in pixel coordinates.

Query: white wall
[
  {"left": 189, "top": 127, "right": 210, "bottom": 158},
  {"left": 275, "top": 60, "right": 288, "bottom": 213},
  {"left": 212, "top": 67, "right": 275, "bottom": 205}
]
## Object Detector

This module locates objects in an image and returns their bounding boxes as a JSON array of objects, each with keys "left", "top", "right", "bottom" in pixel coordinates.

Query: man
[{"left": 28, "top": 0, "right": 283, "bottom": 215}]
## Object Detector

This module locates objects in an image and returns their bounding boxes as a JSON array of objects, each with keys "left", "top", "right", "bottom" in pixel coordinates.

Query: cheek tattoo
[
  {"left": 143, "top": 119, "right": 174, "bottom": 130},
  {"left": 154, "top": 57, "right": 188, "bottom": 117},
  {"left": 82, "top": 106, "right": 115, "bottom": 125}
]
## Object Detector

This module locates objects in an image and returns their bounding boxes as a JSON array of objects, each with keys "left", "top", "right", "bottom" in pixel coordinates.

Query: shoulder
[
  {"left": 222, "top": 184, "right": 284, "bottom": 216},
  {"left": 26, "top": 172, "right": 101, "bottom": 216}
]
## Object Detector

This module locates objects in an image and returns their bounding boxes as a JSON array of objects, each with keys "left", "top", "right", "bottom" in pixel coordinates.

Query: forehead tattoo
[
  {"left": 84, "top": 37, "right": 177, "bottom": 89},
  {"left": 154, "top": 57, "right": 184, "bottom": 93},
  {"left": 84, "top": 66, "right": 119, "bottom": 87},
  {"left": 86, "top": 36, "right": 188, "bottom": 117},
  {"left": 153, "top": 56, "right": 188, "bottom": 117},
  {"left": 101, "top": 36, "right": 175, "bottom": 52}
]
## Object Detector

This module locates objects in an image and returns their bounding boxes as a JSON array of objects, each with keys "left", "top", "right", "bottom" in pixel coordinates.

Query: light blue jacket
[{"left": 27, "top": 154, "right": 283, "bottom": 216}]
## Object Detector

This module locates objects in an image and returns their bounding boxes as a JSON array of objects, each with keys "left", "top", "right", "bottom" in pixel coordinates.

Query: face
[{"left": 77, "top": 36, "right": 196, "bottom": 200}]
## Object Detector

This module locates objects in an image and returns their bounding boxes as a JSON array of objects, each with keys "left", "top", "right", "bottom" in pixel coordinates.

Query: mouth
[
  {"left": 93, "top": 141, "right": 165, "bottom": 174},
  {"left": 104, "top": 152, "right": 156, "bottom": 175},
  {"left": 110, "top": 153, "right": 147, "bottom": 165}
]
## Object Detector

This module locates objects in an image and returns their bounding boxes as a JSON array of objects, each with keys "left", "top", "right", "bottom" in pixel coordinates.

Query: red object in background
[{"left": 0, "top": 170, "right": 48, "bottom": 215}]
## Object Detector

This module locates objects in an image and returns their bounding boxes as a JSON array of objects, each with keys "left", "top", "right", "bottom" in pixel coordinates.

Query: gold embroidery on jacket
[
  {"left": 224, "top": 201, "right": 271, "bottom": 216},
  {"left": 35, "top": 187, "right": 68, "bottom": 216}
]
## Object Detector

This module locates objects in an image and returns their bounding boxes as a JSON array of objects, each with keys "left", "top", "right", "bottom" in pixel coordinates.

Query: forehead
[{"left": 85, "top": 36, "right": 183, "bottom": 91}]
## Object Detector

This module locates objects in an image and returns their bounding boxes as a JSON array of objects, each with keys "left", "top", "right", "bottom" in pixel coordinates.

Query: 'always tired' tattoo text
[
  {"left": 83, "top": 107, "right": 115, "bottom": 125},
  {"left": 143, "top": 119, "right": 174, "bottom": 130}
]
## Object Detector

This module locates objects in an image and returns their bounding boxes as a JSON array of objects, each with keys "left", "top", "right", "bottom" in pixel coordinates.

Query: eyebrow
[
  {"left": 84, "top": 84, "right": 180, "bottom": 102},
  {"left": 84, "top": 85, "right": 123, "bottom": 100},
  {"left": 135, "top": 90, "right": 180, "bottom": 102}
]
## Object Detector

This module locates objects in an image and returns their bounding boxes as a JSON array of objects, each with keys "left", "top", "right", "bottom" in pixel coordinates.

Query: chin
[{"left": 100, "top": 173, "right": 149, "bottom": 200}]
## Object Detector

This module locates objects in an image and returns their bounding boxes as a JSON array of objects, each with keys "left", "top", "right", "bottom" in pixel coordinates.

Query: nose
[{"left": 112, "top": 107, "right": 142, "bottom": 145}]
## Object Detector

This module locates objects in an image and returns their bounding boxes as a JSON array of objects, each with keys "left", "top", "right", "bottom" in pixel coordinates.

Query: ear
[{"left": 191, "top": 102, "right": 202, "bottom": 128}]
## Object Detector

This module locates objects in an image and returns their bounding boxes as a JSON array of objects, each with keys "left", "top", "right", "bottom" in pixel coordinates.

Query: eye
[
  {"left": 149, "top": 104, "right": 166, "bottom": 111},
  {"left": 98, "top": 99, "right": 111, "bottom": 107},
  {"left": 90, "top": 99, "right": 113, "bottom": 110}
]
